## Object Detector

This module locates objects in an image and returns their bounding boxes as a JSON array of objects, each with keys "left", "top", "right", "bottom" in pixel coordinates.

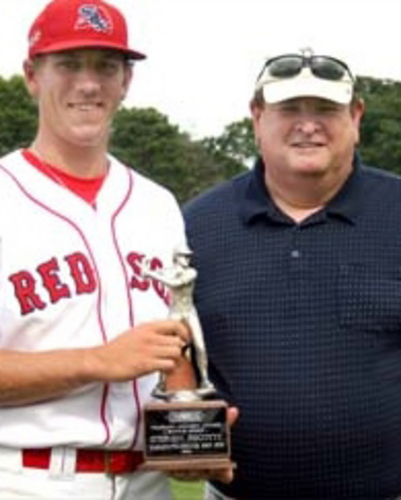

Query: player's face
[{"left": 24, "top": 49, "right": 132, "bottom": 149}]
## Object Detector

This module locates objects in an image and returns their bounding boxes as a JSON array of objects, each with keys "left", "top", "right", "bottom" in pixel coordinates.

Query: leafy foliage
[
  {"left": 201, "top": 117, "right": 256, "bottom": 169},
  {"left": 0, "top": 76, "right": 37, "bottom": 156},
  {"left": 200, "top": 76, "right": 401, "bottom": 176},
  {"left": 110, "top": 106, "right": 246, "bottom": 203},
  {"left": 1, "top": 73, "right": 401, "bottom": 203},
  {"left": 356, "top": 76, "right": 401, "bottom": 173}
]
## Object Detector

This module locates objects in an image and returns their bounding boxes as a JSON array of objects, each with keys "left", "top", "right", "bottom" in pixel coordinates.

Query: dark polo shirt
[{"left": 184, "top": 156, "right": 401, "bottom": 499}]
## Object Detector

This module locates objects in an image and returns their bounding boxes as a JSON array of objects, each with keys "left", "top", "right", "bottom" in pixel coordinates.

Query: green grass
[{"left": 170, "top": 479, "right": 204, "bottom": 500}]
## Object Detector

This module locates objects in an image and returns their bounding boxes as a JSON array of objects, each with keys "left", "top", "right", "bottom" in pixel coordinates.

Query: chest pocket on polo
[{"left": 337, "top": 263, "right": 401, "bottom": 333}]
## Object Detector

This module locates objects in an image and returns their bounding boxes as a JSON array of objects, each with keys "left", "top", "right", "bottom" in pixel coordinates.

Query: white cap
[{"left": 256, "top": 49, "right": 354, "bottom": 105}]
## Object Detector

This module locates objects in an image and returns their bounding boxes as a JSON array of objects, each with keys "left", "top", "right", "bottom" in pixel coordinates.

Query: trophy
[{"left": 140, "top": 245, "right": 233, "bottom": 471}]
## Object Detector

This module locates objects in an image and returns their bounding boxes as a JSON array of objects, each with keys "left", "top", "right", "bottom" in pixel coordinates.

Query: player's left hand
[{"left": 167, "top": 406, "right": 239, "bottom": 484}]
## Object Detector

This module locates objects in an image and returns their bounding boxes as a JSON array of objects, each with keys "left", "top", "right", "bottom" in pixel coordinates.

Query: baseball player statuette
[{"left": 140, "top": 245, "right": 232, "bottom": 471}]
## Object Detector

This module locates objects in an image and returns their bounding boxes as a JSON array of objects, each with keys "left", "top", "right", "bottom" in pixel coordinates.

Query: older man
[{"left": 185, "top": 48, "right": 401, "bottom": 499}]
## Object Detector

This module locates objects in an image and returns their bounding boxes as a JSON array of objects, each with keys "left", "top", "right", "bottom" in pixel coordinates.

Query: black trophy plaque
[{"left": 142, "top": 397, "right": 232, "bottom": 470}]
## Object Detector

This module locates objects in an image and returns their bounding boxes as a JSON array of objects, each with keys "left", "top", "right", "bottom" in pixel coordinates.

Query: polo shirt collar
[{"left": 237, "top": 154, "right": 364, "bottom": 225}]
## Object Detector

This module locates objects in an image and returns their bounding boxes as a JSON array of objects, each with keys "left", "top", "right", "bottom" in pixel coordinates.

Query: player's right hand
[{"left": 86, "top": 320, "right": 191, "bottom": 382}]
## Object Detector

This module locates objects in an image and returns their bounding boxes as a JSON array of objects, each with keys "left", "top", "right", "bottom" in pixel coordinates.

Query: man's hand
[
  {"left": 168, "top": 406, "right": 239, "bottom": 483},
  {"left": 87, "top": 320, "right": 191, "bottom": 382}
]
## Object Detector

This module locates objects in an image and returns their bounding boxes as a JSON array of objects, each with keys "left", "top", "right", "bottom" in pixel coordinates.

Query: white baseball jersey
[{"left": 0, "top": 149, "right": 186, "bottom": 451}]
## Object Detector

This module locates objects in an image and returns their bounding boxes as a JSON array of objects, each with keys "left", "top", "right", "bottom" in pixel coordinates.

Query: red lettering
[
  {"left": 9, "top": 249, "right": 170, "bottom": 317},
  {"left": 9, "top": 271, "right": 47, "bottom": 315},
  {"left": 37, "top": 258, "right": 71, "bottom": 304},
  {"left": 127, "top": 252, "right": 150, "bottom": 291},
  {"left": 150, "top": 257, "right": 170, "bottom": 305},
  {"left": 65, "top": 252, "right": 96, "bottom": 294}
]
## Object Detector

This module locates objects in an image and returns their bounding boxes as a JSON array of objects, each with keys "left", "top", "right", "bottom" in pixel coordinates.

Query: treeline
[{"left": 0, "top": 75, "right": 401, "bottom": 203}]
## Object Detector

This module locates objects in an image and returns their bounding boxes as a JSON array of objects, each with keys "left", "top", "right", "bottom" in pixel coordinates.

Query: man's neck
[
  {"left": 30, "top": 138, "right": 109, "bottom": 179},
  {"left": 264, "top": 169, "right": 351, "bottom": 223}
]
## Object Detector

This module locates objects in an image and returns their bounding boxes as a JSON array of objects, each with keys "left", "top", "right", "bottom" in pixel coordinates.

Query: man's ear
[
  {"left": 351, "top": 97, "right": 365, "bottom": 146},
  {"left": 121, "top": 64, "right": 133, "bottom": 102},
  {"left": 249, "top": 98, "right": 265, "bottom": 149},
  {"left": 23, "top": 58, "right": 39, "bottom": 100}
]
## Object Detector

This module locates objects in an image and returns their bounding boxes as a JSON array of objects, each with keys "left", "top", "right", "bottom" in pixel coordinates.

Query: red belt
[{"left": 22, "top": 448, "right": 144, "bottom": 474}]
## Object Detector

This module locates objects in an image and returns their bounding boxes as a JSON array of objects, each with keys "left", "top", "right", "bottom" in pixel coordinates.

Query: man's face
[
  {"left": 24, "top": 48, "right": 132, "bottom": 148},
  {"left": 251, "top": 96, "right": 364, "bottom": 182}
]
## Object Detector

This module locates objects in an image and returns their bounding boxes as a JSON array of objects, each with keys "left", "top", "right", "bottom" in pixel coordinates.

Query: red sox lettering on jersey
[
  {"left": 0, "top": 150, "right": 185, "bottom": 451},
  {"left": 9, "top": 251, "right": 169, "bottom": 316}
]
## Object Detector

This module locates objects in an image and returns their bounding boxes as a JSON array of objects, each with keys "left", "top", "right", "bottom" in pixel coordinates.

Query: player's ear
[
  {"left": 23, "top": 58, "right": 40, "bottom": 100},
  {"left": 120, "top": 63, "right": 133, "bottom": 102}
]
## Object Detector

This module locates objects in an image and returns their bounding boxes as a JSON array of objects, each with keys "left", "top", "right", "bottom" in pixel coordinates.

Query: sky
[{"left": 1, "top": 0, "right": 401, "bottom": 139}]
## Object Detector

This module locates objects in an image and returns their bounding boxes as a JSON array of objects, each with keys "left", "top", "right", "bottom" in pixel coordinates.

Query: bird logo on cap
[
  {"left": 29, "top": 30, "right": 42, "bottom": 49},
  {"left": 75, "top": 4, "right": 113, "bottom": 33}
]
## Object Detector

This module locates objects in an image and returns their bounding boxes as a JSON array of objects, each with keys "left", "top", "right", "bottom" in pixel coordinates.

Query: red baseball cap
[{"left": 28, "top": 0, "right": 146, "bottom": 60}]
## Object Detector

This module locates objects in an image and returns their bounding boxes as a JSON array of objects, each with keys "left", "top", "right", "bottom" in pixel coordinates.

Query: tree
[
  {"left": 0, "top": 78, "right": 241, "bottom": 204},
  {"left": 356, "top": 76, "right": 401, "bottom": 173},
  {"left": 110, "top": 107, "right": 245, "bottom": 203},
  {"left": 201, "top": 77, "right": 401, "bottom": 175},
  {"left": 201, "top": 118, "right": 256, "bottom": 169},
  {"left": 2, "top": 73, "right": 401, "bottom": 203},
  {"left": 0, "top": 76, "right": 37, "bottom": 156}
]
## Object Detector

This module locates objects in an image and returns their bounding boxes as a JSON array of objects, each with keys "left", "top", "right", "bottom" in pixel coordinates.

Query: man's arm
[{"left": 0, "top": 319, "right": 190, "bottom": 407}]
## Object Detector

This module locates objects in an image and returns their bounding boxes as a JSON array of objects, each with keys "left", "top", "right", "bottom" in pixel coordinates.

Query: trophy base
[
  {"left": 142, "top": 398, "right": 232, "bottom": 472},
  {"left": 141, "top": 457, "right": 234, "bottom": 471}
]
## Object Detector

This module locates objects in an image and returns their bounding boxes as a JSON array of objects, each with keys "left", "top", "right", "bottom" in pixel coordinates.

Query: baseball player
[{"left": 0, "top": 0, "right": 192, "bottom": 498}]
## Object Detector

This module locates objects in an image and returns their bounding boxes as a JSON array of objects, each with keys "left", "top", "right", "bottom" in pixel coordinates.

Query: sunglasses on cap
[{"left": 256, "top": 54, "right": 354, "bottom": 85}]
